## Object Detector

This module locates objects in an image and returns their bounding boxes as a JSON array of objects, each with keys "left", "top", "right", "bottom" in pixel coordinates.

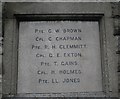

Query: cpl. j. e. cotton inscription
[{"left": 18, "top": 21, "right": 102, "bottom": 93}]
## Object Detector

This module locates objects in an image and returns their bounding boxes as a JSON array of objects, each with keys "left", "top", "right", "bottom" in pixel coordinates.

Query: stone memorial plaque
[{"left": 17, "top": 21, "right": 102, "bottom": 93}]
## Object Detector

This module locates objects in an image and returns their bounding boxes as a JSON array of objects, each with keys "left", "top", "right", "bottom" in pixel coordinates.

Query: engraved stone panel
[{"left": 18, "top": 21, "right": 102, "bottom": 93}]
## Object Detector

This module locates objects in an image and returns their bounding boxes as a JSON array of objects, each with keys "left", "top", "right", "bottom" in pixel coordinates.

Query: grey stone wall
[
  {"left": 111, "top": 2, "right": 120, "bottom": 98},
  {"left": 0, "top": 1, "right": 2, "bottom": 99},
  {"left": 0, "top": 1, "right": 120, "bottom": 99}
]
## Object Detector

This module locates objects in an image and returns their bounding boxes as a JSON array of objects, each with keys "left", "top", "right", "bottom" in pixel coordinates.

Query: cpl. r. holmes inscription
[{"left": 18, "top": 21, "right": 102, "bottom": 93}]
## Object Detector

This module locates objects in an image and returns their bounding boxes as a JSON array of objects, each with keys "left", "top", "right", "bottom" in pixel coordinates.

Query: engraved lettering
[
  {"left": 63, "top": 29, "right": 81, "bottom": 33},
  {"left": 37, "top": 70, "right": 48, "bottom": 75},
  {"left": 36, "top": 53, "right": 45, "bottom": 58},
  {"left": 40, "top": 62, "right": 50, "bottom": 66},
  {"left": 56, "top": 36, "right": 81, "bottom": 41},
  {"left": 59, "top": 44, "right": 87, "bottom": 49},
  {"left": 48, "top": 29, "right": 52, "bottom": 33},
  {"left": 32, "top": 45, "right": 41, "bottom": 49},
  {"left": 35, "top": 37, "right": 44, "bottom": 41},
  {"left": 63, "top": 78, "right": 80, "bottom": 83},
  {"left": 35, "top": 29, "right": 44, "bottom": 33},
  {"left": 52, "top": 79, "right": 59, "bottom": 83},
  {"left": 59, "top": 69, "right": 81, "bottom": 74},
  {"left": 64, "top": 53, "right": 81, "bottom": 57},
  {"left": 55, "top": 29, "right": 60, "bottom": 33},
  {"left": 61, "top": 61, "right": 78, "bottom": 66},
  {"left": 38, "top": 79, "right": 49, "bottom": 83},
  {"left": 48, "top": 37, "right": 52, "bottom": 41}
]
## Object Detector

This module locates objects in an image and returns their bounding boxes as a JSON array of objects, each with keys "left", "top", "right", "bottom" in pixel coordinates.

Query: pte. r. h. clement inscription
[{"left": 18, "top": 21, "right": 102, "bottom": 93}]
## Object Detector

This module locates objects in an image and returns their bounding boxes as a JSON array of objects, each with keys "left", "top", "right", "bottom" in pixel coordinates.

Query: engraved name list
[{"left": 18, "top": 21, "right": 102, "bottom": 93}]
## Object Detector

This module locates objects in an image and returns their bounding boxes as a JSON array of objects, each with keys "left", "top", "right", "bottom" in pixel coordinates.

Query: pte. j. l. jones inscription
[{"left": 18, "top": 21, "right": 102, "bottom": 93}]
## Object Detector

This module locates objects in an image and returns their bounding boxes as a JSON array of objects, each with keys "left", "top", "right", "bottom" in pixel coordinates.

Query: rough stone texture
[
  {"left": 0, "top": 1, "right": 119, "bottom": 99},
  {"left": 111, "top": 2, "right": 120, "bottom": 98},
  {"left": 0, "top": 0, "right": 119, "bottom": 2},
  {"left": 0, "top": 1, "right": 2, "bottom": 99}
]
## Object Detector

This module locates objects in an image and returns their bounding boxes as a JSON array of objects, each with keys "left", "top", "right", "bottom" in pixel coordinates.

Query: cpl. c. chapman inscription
[{"left": 18, "top": 21, "right": 102, "bottom": 93}]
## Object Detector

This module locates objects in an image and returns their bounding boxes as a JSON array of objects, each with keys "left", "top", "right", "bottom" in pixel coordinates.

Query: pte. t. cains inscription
[{"left": 18, "top": 21, "right": 102, "bottom": 93}]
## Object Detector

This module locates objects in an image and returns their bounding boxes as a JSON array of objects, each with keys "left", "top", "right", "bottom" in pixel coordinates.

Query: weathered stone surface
[
  {"left": 1, "top": 1, "right": 120, "bottom": 98},
  {"left": 0, "top": 0, "right": 119, "bottom": 2},
  {"left": 18, "top": 21, "right": 102, "bottom": 93}
]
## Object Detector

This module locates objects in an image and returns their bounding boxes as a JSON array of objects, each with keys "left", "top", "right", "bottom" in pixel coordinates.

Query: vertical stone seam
[
  {"left": 0, "top": 1, "right": 2, "bottom": 99},
  {"left": 111, "top": 2, "right": 120, "bottom": 98}
]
